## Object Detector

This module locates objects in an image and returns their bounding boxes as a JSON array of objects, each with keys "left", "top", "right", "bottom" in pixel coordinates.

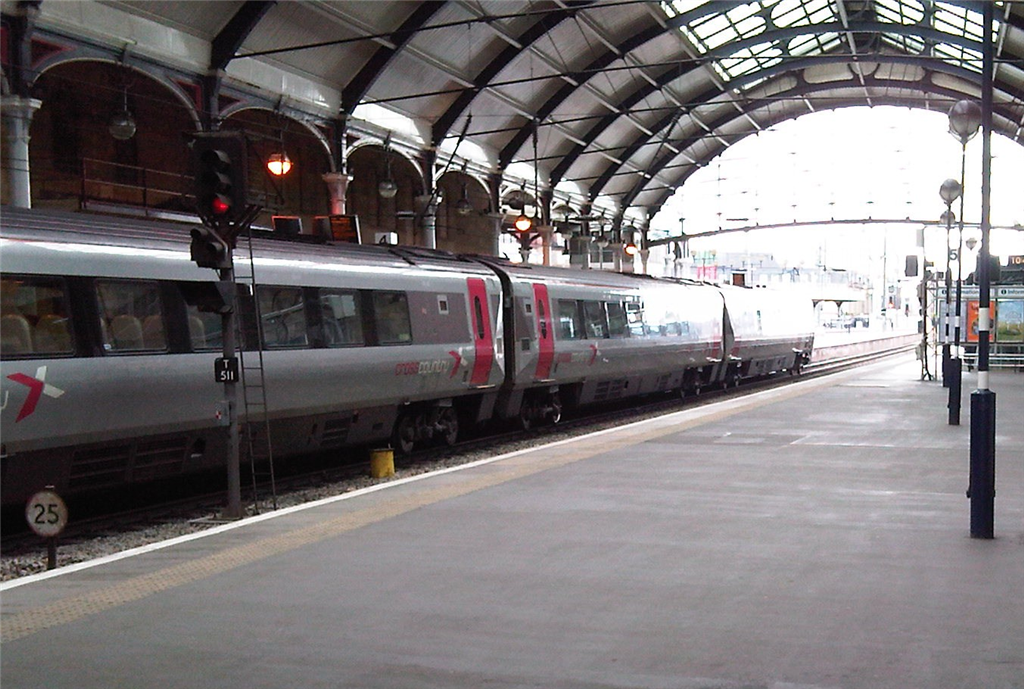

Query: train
[{"left": 0, "top": 207, "right": 814, "bottom": 508}]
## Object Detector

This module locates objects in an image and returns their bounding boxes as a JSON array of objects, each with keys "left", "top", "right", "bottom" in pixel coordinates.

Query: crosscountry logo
[{"left": 5, "top": 366, "right": 65, "bottom": 422}]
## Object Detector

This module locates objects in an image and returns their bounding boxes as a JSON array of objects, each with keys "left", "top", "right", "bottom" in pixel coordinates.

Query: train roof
[
  {"left": 0, "top": 207, "right": 495, "bottom": 278},
  {"left": 471, "top": 255, "right": 722, "bottom": 293}
]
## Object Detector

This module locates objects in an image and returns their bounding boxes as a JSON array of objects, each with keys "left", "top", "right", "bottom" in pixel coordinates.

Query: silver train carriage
[
  {"left": 0, "top": 208, "right": 814, "bottom": 507},
  {"left": 0, "top": 209, "right": 504, "bottom": 506},
  {"left": 480, "top": 261, "right": 814, "bottom": 428}
]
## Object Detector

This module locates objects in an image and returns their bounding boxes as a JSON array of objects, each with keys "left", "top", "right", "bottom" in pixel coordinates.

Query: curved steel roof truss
[{"left": 18, "top": 0, "right": 1023, "bottom": 227}]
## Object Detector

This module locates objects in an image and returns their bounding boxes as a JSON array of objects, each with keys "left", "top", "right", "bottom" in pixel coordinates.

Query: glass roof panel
[
  {"left": 788, "top": 32, "right": 841, "bottom": 57},
  {"left": 661, "top": 0, "right": 705, "bottom": 20},
  {"left": 661, "top": 1, "right": 1002, "bottom": 87},
  {"left": 772, "top": 0, "right": 834, "bottom": 28},
  {"left": 872, "top": 0, "right": 926, "bottom": 26},
  {"left": 932, "top": 2, "right": 987, "bottom": 73},
  {"left": 804, "top": 2, "right": 835, "bottom": 25}
]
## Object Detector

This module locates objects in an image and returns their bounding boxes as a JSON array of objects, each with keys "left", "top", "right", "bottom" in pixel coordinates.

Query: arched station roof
[{"left": 4, "top": 0, "right": 1023, "bottom": 226}]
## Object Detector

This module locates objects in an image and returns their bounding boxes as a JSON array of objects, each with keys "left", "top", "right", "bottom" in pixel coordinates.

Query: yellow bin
[{"left": 369, "top": 448, "right": 395, "bottom": 478}]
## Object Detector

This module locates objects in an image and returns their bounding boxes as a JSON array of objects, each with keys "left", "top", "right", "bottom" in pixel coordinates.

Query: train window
[
  {"left": 0, "top": 276, "right": 74, "bottom": 357},
  {"left": 185, "top": 306, "right": 223, "bottom": 350},
  {"left": 625, "top": 302, "right": 645, "bottom": 337},
  {"left": 582, "top": 301, "right": 608, "bottom": 339},
  {"left": 606, "top": 302, "right": 629, "bottom": 338},
  {"left": 437, "top": 295, "right": 450, "bottom": 316},
  {"left": 557, "top": 300, "right": 583, "bottom": 340},
  {"left": 473, "top": 296, "right": 486, "bottom": 340},
  {"left": 95, "top": 280, "right": 166, "bottom": 352},
  {"left": 257, "top": 286, "right": 308, "bottom": 349},
  {"left": 319, "top": 290, "right": 364, "bottom": 347},
  {"left": 372, "top": 291, "right": 412, "bottom": 345}
]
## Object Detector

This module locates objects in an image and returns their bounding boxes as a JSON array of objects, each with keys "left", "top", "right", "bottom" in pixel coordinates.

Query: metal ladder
[{"left": 233, "top": 226, "right": 278, "bottom": 512}]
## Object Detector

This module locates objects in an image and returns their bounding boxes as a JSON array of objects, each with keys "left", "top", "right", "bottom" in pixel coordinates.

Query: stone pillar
[
  {"left": 488, "top": 214, "right": 502, "bottom": 256},
  {"left": 322, "top": 171, "right": 352, "bottom": 215},
  {"left": 1, "top": 96, "right": 42, "bottom": 208},
  {"left": 416, "top": 194, "right": 437, "bottom": 249},
  {"left": 539, "top": 225, "right": 552, "bottom": 266}
]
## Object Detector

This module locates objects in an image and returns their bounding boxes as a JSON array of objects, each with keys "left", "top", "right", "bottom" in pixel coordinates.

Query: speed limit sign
[{"left": 25, "top": 489, "right": 68, "bottom": 538}]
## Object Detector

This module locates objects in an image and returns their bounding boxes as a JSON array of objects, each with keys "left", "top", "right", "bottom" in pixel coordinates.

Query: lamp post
[
  {"left": 966, "top": 1, "right": 995, "bottom": 539},
  {"left": 938, "top": 179, "right": 961, "bottom": 393},
  {"left": 947, "top": 99, "right": 981, "bottom": 427},
  {"left": 917, "top": 232, "right": 932, "bottom": 381}
]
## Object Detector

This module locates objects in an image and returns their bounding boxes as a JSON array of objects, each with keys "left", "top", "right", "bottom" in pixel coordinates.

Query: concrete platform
[{"left": 2, "top": 355, "right": 1022, "bottom": 689}]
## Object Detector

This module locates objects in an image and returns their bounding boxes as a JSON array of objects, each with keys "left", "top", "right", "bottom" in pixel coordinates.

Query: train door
[
  {"left": 467, "top": 278, "right": 495, "bottom": 385},
  {"left": 532, "top": 283, "right": 554, "bottom": 380}
]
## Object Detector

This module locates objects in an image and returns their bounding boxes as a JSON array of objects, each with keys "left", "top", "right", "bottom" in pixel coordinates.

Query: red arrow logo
[
  {"left": 8, "top": 373, "right": 44, "bottom": 422},
  {"left": 6, "top": 366, "right": 64, "bottom": 422},
  {"left": 448, "top": 350, "right": 462, "bottom": 378}
]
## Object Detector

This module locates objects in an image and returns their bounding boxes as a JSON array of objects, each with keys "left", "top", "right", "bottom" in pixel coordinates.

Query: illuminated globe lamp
[
  {"left": 623, "top": 241, "right": 639, "bottom": 257},
  {"left": 513, "top": 213, "right": 533, "bottom": 232},
  {"left": 266, "top": 151, "right": 293, "bottom": 176}
]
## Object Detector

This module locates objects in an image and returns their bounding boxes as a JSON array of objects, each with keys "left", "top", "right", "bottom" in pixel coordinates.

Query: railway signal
[
  {"left": 190, "top": 226, "right": 232, "bottom": 270},
  {"left": 188, "top": 131, "right": 255, "bottom": 522},
  {"left": 192, "top": 131, "right": 247, "bottom": 225}
]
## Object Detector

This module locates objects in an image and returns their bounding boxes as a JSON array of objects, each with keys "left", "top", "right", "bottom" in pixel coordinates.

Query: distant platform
[{"left": 812, "top": 326, "right": 918, "bottom": 364}]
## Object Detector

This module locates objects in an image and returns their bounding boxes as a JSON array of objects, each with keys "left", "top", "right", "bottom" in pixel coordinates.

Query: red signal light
[{"left": 211, "top": 195, "right": 232, "bottom": 216}]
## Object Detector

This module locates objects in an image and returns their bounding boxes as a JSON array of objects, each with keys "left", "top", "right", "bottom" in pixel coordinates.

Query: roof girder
[
  {"left": 210, "top": 1, "right": 276, "bottom": 72},
  {"left": 340, "top": 1, "right": 446, "bottom": 115},
  {"left": 547, "top": 19, "right": 995, "bottom": 188}
]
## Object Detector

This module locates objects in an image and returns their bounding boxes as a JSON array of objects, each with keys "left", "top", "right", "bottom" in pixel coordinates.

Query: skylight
[{"left": 660, "top": 0, "right": 1000, "bottom": 84}]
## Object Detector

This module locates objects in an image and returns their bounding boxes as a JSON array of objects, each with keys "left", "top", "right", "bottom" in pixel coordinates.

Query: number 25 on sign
[{"left": 26, "top": 488, "right": 68, "bottom": 570}]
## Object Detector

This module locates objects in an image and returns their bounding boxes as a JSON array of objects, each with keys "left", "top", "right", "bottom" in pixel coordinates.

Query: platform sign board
[
  {"left": 314, "top": 215, "right": 361, "bottom": 244},
  {"left": 25, "top": 489, "right": 68, "bottom": 538}
]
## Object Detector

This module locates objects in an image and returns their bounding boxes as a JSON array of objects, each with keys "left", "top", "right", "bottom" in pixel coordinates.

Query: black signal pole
[
  {"left": 969, "top": 1, "right": 995, "bottom": 539},
  {"left": 220, "top": 260, "right": 242, "bottom": 520},
  {"left": 191, "top": 130, "right": 253, "bottom": 520}
]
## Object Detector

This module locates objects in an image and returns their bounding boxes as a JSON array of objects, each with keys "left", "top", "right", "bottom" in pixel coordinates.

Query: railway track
[{"left": 1, "top": 340, "right": 913, "bottom": 576}]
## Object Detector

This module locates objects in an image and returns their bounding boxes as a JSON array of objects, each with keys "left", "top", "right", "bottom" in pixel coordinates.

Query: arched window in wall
[{"left": 29, "top": 61, "right": 194, "bottom": 212}]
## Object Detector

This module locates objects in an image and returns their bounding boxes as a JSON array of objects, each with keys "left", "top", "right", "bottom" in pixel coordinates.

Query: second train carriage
[
  {"left": 482, "top": 261, "right": 728, "bottom": 427},
  {"left": 1, "top": 207, "right": 814, "bottom": 507}
]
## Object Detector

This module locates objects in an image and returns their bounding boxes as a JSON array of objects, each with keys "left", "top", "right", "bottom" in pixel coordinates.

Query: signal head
[{"left": 192, "top": 132, "right": 248, "bottom": 223}]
